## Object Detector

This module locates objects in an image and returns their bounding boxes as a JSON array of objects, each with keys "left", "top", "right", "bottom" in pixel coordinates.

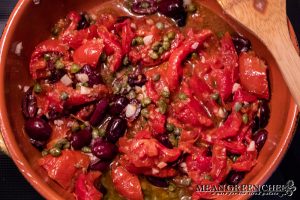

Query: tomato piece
[
  {"left": 111, "top": 164, "right": 143, "bottom": 200},
  {"left": 214, "top": 112, "right": 242, "bottom": 139},
  {"left": 145, "top": 81, "right": 160, "bottom": 102},
  {"left": 239, "top": 52, "right": 269, "bottom": 99},
  {"left": 210, "top": 68, "right": 233, "bottom": 102},
  {"left": 74, "top": 172, "right": 102, "bottom": 200},
  {"left": 73, "top": 39, "right": 104, "bottom": 66},
  {"left": 189, "top": 75, "right": 212, "bottom": 100},
  {"left": 30, "top": 39, "right": 69, "bottom": 79},
  {"left": 39, "top": 150, "right": 90, "bottom": 190},
  {"left": 166, "top": 29, "right": 212, "bottom": 92},
  {"left": 231, "top": 150, "right": 257, "bottom": 171}
]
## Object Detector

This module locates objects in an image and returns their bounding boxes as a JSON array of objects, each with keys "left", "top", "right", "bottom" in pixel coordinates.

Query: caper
[
  {"left": 92, "top": 128, "right": 100, "bottom": 139},
  {"left": 81, "top": 146, "right": 92, "bottom": 153},
  {"left": 141, "top": 108, "right": 149, "bottom": 118},
  {"left": 178, "top": 93, "right": 187, "bottom": 100},
  {"left": 187, "top": 4, "right": 197, "bottom": 13},
  {"left": 173, "top": 127, "right": 181, "bottom": 136},
  {"left": 167, "top": 31, "right": 176, "bottom": 40},
  {"left": 152, "top": 42, "right": 161, "bottom": 51},
  {"left": 242, "top": 114, "right": 249, "bottom": 124},
  {"left": 161, "top": 87, "right": 170, "bottom": 98},
  {"left": 41, "top": 150, "right": 48, "bottom": 157},
  {"left": 123, "top": 56, "right": 129, "bottom": 66},
  {"left": 54, "top": 138, "right": 69, "bottom": 149},
  {"left": 156, "top": 22, "right": 164, "bottom": 30},
  {"left": 70, "top": 64, "right": 81, "bottom": 74},
  {"left": 55, "top": 60, "right": 64, "bottom": 69},
  {"left": 135, "top": 36, "right": 144, "bottom": 45},
  {"left": 234, "top": 102, "right": 242, "bottom": 112},
  {"left": 158, "top": 99, "right": 167, "bottom": 114},
  {"left": 166, "top": 123, "right": 175, "bottom": 132},
  {"left": 211, "top": 93, "right": 219, "bottom": 100},
  {"left": 60, "top": 92, "right": 69, "bottom": 100},
  {"left": 162, "top": 41, "right": 171, "bottom": 50},
  {"left": 142, "top": 97, "right": 151, "bottom": 107},
  {"left": 149, "top": 51, "right": 159, "bottom": 60},
  {"left": 158, "top": 47, "right": 164, "bottom": 55},
  {"left": 44, "top": 53, "right": 51, "bottom": 61},
  {"left": 49, "top": 147, "right": 62, "bottom": 157},
  {"left": 152, "top": 74, "right": 161, "bottom": 82},
  {"left": 33, "top": 83, "right": 42, "bottom": 93}
]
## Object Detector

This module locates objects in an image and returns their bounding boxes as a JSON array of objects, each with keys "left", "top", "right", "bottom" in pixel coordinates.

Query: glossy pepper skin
[{"left": 166, "top": 29, "right": 212, "bottom": 92}]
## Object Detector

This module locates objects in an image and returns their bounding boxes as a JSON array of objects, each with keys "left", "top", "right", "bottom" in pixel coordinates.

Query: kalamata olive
[
  {"left": 109, "top": 96, "right": 129, "bottom": 115},
  {"left": 22, "top": 87, "right": 37, "bottom": 118},
  {"left": 258, "top": 101, "right": 270, "bottom": 129},
  {"left": 169, "top": 153, "right": 186, "bottom": 168},
  {"left": 29, "top": 138, "right": 46, "bottom": 150},
  {"left": 251, "top": 116, "right": 260, "bottom": 133},
  {"left": 156, "top": 134, "right": 173, "bottom": 149},
  {"left": 146, "top": 176, "right": 169, "bottom": 187},
  {"left": 90, "top": 99, "right": 109, "bottom": 126},
  {"left": 91, "top": 138, "right": 118, "bottom": 160},
  {"left": 90, "top": 159, "right": 111, "bottom": 171},
  {"left": 81, "top": 65, "right": 102, "bottom": 87},
  {"left": 131, "top": 0, "right": 158, "bottom": 15},
  {"left": 106, "top": 117, "right": 127, "bottom": 143},
  {"left": 48, "top": 68, "right": 67, "bottom": 83},
  {"left": 252, "top": 129, "right": 268, "bottom": 152},
  {"left": 158, "top": 0, "right": 187, "bottom": 27},
  {"left": 125, "top": 99, "right": 141, "bottom": 122},
  {"left": 232, "top": 34, "right": 252, "bottom": 54},
  {"left": 25, "top": 118, "right": 52, "bottom": 141},
  {"left": 77, "top": 13, "right": 90, "bottom": 30},
  {"left": 70, "top": 127, "right": 92, "bottom": 150},
  {"left": 127, "top": 74, "right": 147, "bottom": 87},
  {"left": 226, "top": 171, "right": 245, "bottom": 185}
]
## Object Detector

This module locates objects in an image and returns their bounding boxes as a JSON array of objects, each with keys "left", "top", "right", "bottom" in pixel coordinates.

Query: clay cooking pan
[{"left": 0, "top": 0, "right": 298, "bottom": 199}]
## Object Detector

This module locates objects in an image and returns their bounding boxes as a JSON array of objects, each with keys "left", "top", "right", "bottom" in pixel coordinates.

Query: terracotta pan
[{"left": 0, "top": 0, "right": 298, "bottom": 199}]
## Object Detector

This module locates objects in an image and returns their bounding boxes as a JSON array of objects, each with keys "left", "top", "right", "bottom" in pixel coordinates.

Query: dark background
[{"left": 1, "top": 0, "right": 300, "bottom": 199}]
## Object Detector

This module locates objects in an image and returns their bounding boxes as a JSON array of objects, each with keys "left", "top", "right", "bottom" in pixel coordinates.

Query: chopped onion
[
  {"left": 191, "top": 42, "right": 199, "bottom": 49},
  {"left": 80, "top": 86, "right": 91, "bottom": 95},
  {"left": 157, "top": 162, "right": 167, "bottom": 169},
  {"left": 143, "top": 35, "right": 153, "bottom": 45},
  {"left": 247, "top": 141, "right": 256, "bottom": 151},
  {"left": 15, "top": 42, "right": 23, "bottom": 56},
  {"left": 76, "top": 73, "right": 89, "bottom": 83},
  {"left": 232, "top": 83, "right": 241, "bottom": 93},
  {"left": 125, "top": 104, "right": 137, "bottom": 118},
  {"left": 152, "top": 168, "right": 159, "bottom": 174},
  {"left": 60, "top": 74, "right": 73, "bottom": 86}
]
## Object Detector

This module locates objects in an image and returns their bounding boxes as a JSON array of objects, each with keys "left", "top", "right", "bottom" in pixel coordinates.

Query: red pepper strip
[
  {"left": 97, "top": 26, "right": 123, "bottom": 72},
  {"left": 29, "top": 39, "right": 69, "bottom": 79},
  {"left": 220, "top": 32, "right": 239, "bottom": 82},
  {"left": 115, "top": 19, "right": 135, "bottom": 55},
  {"left": 166, "top": 29, "right": 212, "bottom": 92},
  {"left": 74, "top": 172, "right": 102, "bottom": 200},
  {"left": 65, "top": 11, "right": 81, "bottom": 32},
  {"left": 214, "top": 112, "right": 242, "bottom": 139},
  {"left": 210, "top": 143, "right": 228, "bottom": 183},
  {"left": 231, "top": 150, "right": 257, "bottom": 172}
]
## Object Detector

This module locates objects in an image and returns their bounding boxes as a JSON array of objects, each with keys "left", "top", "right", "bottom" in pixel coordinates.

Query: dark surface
[{"left": 0, "top": 0, "right": 300, "bottom": 199}]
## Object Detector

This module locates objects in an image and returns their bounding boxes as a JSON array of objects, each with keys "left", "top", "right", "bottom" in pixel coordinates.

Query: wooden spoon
[{"left": 217, "top": 0, "right": 300, "bottom": 108}]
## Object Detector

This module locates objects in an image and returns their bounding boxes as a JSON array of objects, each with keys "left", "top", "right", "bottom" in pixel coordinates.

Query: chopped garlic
[
  {"left": 76, "top": 73, "right": 89, "bottom": 83},
  {"left": 247, "top": 141, "right": 256, "bottom": 151},
  {"left": 60, "top": 74, "right": 73, "bottom": 86},
  {"left": 125, "top": 104, "right": 137, "bottom": 118},
  {"left": 80, "top": 86, "right": 91, "bottom": 95},
  {"left": 143, "top": 35, "right": 153, "bottom": 46}
]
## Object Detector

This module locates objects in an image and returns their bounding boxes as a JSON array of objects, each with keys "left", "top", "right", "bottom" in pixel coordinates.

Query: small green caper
[
  {"left": 141, "top": 108, "right": 149, "bottom": 118},
  {"left": 135, "top": 36, "right": 144, "bottom": 45},
  {"left": 92, "top": 128, "right": 100, "bottom": 139},
  {"left": 161, "top": 87, "right": 170, "bottom": 98},
  {"left": 70, "top": 63, "right": 81, "bottom": 74},
  {"left": 152, "top": 74, "right": 161, "bottom": 82},
  {"left": 81, "top": 146, "right": 92, "bottom": 153},
  {"left": 242, "top": 114, "right": 249, "bottom": 124},
  {"left": 142, "top": 97, "right": 151, "bottom": 107},
  {"left": 211, "top": 93, "right": 219, "bottom": 100},
  {"left": 157, "top": 47, "right": 164, "bottom": 55},
  {"left": 55, "top": 60, "right": 64, "bottom": 69},
  {"left": 173, "top": 127, "right": 181, "bottom": 136},
  {"left": 49, "top": 147, "right": 62, "bottom": 157},
  {"left": 187, "top": 4, "right": 197, "bottom": 13},
  {"left": 234, "top": 102, "right": 242, "bottom": 112},
  {"left": 123, "top": 56, "right": 129, "bottom": 66},
  {"left": 162, "top": 41, "right": 171, "bottom": 50},
  {"left": 44, "top": 53, "right": 51, "bottom": 61},
  {"left": 152, "top": 42, "right": 161, "bottom": 51},
  {"left": 149, "top": 51, "right": 159, "bottom": 60},
  {"left": 167, "top": 31, "right": 176, "bottom": 40},
  {"left": 166, "top": 123, "right": 175, "bottom": 132},
  {"left": 33, "top": 83, "right": 42, "bottom": 93},
  {"left": 54, "top": 138, "right": 69, "bottom": 149},
  {"left": 41, "top": 150, "right": 48, "bottom": 157},
  {"left": 60, "top": 92, "right": 69, "bottom": 100},
  {"left": 156, "top": 22, "right": 164, "bottom": 30},
  {"left": 158, "top": 99, "right": 167, "bottom": 114},
  {"left": 178, "top": 93, "right": 187, "bottom": 100}
]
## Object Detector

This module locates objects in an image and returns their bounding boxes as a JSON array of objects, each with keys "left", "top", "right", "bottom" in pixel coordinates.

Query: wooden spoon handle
[{"left": 218, "top": 0, "right": 300, "bottom": 107}]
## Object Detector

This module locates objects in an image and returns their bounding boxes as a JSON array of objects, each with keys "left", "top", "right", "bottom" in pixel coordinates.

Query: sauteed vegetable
[{"left": 22, "top": 0, "right": 270, "bottom": 199}]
